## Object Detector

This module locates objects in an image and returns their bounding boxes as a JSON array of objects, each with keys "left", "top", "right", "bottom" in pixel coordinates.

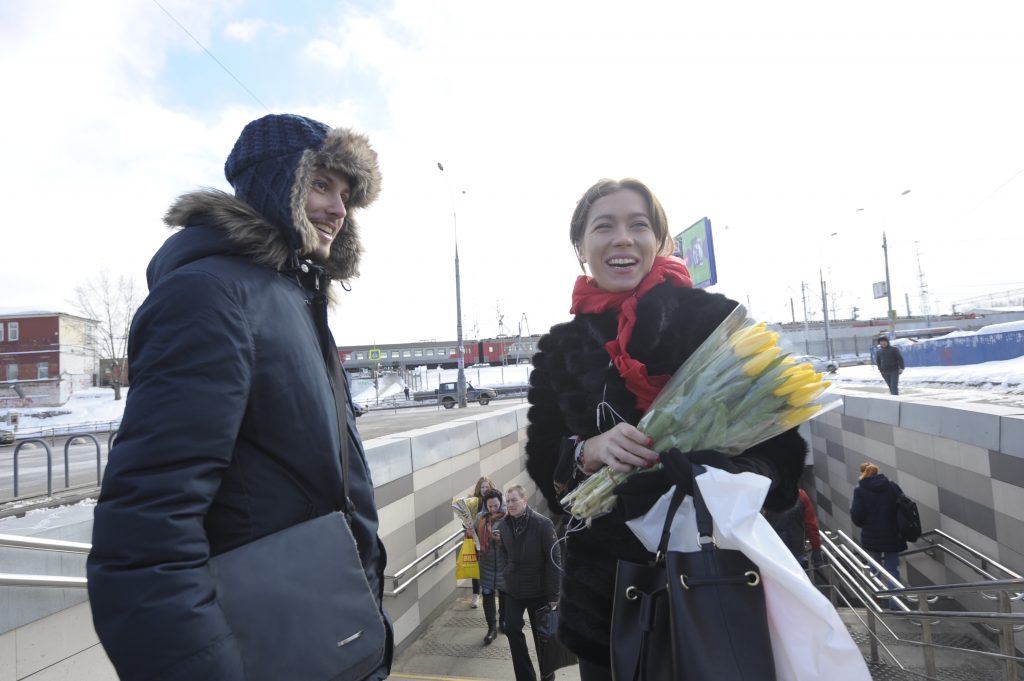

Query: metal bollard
[
  {"left": 63, "top": 434, "right": 101, "bottom": 489},
  {"left": 13, "top": 439, "right": 54, "bottom": 498}
]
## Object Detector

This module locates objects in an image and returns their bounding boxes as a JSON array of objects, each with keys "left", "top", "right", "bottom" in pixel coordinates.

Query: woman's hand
[{"left": 582, "top": 423, "right": 658, "bottom": 474}]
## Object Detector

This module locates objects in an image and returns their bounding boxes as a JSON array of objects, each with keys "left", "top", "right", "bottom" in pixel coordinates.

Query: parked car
[
  {"left": 0, "top": 428, "right": 14, "bottom": 445},
  {"left": 792, "top": 355, "right": 838, "bottom": 374}
]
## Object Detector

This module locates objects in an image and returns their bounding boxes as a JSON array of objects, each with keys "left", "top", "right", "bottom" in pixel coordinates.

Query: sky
[{"left": 2, "top": 1, "right": 1023, "bottom": 346}]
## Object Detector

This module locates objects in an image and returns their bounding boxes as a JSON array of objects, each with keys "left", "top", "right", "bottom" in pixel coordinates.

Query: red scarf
[{"left": 570, "top": 256, "right": 693, "bottom": 411}]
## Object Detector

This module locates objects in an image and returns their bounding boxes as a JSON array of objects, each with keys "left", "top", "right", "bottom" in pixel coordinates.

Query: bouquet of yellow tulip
[{"left": 561, "top": 304, "right": 839, "bottom": 521}]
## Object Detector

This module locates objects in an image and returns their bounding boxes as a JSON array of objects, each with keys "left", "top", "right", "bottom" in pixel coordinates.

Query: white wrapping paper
[{"left": 625, "top": 467, "right": 870, "bottom": 681}]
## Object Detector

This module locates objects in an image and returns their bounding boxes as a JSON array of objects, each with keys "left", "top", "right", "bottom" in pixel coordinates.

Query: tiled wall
[
  {"left": 808, "top": 392, "right": 1024, "bottom": 591},
  {"left": 367, "top": 404, "right": 537, "bottom": 648}
]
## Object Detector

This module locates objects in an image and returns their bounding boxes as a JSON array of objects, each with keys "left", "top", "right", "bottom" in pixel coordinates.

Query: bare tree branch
[{"left": 69, "top": 270, "right": 142, "bottom": 400}]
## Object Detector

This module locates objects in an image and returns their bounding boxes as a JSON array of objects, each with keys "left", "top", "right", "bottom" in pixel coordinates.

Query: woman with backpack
[{"left": 851, "top": 462, "right": 906, "bottom": 585}]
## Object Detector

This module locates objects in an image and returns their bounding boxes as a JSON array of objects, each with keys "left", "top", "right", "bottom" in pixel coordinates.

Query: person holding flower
[
  {"left": 455, "top": 475, "right": 499, "bottom": 608},
  {"left": 525, "top": 178, "right": 809, "bottom": 681}
]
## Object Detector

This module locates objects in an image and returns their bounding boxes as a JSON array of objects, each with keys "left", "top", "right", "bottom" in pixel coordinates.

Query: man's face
[
  {"left": 304, "top": 168, "right": 351, "bottom": 263},
  {"left": 506, "top": 491, "right": 527, "bottom": 517}
]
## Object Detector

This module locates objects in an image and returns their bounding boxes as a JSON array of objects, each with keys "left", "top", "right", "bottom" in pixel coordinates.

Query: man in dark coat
[
  {"left": 87, "top": 114, "right": 391, "bottom": 680},
  {"left": 495, "top": 485, "right": 560, "bottom": 681},
  {"left": 876, "top": 336, "right": 905, "bottom": 395}
]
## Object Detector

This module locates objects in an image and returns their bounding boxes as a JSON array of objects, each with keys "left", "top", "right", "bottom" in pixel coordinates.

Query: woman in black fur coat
[{"left": 525, "top": 178, "right": 808, "bottom": 681}]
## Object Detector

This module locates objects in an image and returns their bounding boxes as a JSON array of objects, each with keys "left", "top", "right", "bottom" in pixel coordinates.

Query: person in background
[
  {"left": 86, "top": 114, "right": 390, "bottom": 680},
  {"left": 404, "top": 385, "right": 410, "bottom": 400},
  {"left": 494, "top": 485, "right": 560, "bottom": 681},
  {"left": 851, "top": 462, "right": 906, "bottom": 591},
  {"left": 459, "top": 475, "right": 498, "bottom": 607},
  {"left": 476, "top": 489, "right": 507, "bottom": 644},
  {"left": 524, "top": 178, "right": 808, "bottom": 681},
  {"left": 875, "top": 336, "right": 905, "bottom": 395},
  {"left": 764, "top": 488, "right": 825, "bottom": 568}
]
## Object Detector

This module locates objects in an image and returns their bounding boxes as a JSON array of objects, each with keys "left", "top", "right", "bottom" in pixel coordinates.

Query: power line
[
  {"left": 967, "top": 165, "right": 1024, "bottom": 215},
  {"left": 151, "top": 0, "right": 270, "bottom": 112}
]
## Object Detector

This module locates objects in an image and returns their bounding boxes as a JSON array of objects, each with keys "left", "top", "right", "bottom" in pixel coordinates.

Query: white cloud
[
  {"left": 223, "top": 18, "right": 288, "bottom": 42},
  {"left": 3, "top": 0, "right": 1024, "bottom": 349}
]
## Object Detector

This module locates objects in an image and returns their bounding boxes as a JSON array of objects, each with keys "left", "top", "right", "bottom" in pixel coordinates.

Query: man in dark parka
[
  {"left": 876, "top": 336, "right": 905, "bottom": 395},
  {"left": 87, "top": 114, "right": 392, "bottom": 681}
]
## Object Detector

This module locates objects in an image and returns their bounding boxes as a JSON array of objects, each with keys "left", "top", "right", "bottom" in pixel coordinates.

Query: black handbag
[
  {"left": 666, "top": 464, "right": 775, "bottom": 680},
  {"left": 534, "top": 606, "right": 578, "bottom": 676},
  {"left": 611, "top": 461, "right": 776, "bottom": 681},
  {"left": 208, "top": 351, "right": 388, "bottom": 681}
]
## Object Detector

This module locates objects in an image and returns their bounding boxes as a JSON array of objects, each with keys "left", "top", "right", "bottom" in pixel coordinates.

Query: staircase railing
[{"left": 817, "top": 528, "right": 1024, "bottom": 681}]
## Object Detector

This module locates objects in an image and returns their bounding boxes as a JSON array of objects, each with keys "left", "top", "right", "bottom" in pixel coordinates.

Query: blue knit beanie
[{"left": 224, "top": 114, "right": 331, "bottom": 247}]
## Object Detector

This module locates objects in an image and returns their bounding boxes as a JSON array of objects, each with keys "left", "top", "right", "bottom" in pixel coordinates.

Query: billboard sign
[{"left": 672, "top": 217, "right": 717, "bottom": 288}]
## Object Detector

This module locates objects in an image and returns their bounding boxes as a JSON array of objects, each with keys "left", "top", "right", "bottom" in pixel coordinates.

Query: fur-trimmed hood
[
  {"left": 162, "top": 189, "right": 362, "bottom": 282},
  {"left": 163, "top": 122, "right": 380, "bottom": 283}
]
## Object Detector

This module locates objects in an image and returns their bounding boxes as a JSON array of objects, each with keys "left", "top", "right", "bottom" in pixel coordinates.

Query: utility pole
[
  {"left": 882, "top": 231, "right": 895, "bottom": 336},
  {"left": 915, "top": 242, "right": 931, "bottom": 327},
  {"left": 801, "top": 281, "right": 810, "bottom": 353},
  {"left": 790, "top": 297, "right": 796, "bottom": 324},
  {"left": 820, "top": 270, "right": 832, "bottom": 360}
]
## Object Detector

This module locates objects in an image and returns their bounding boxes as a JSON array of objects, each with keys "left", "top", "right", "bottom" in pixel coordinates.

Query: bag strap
[
  {"left": 656, "top": 458, "right": 715, "bottom": 556},
  {"left": 689, "top": 464, "right": 716, "bottom": 551},
  {"left": 327, "top": 348, "right": 355, "bottom": 519}
]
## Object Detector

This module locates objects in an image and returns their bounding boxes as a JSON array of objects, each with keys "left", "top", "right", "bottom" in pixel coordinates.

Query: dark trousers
[
  {"left": 471, "top": 578, "right": 480, "bottom": 595},
  {"left": 579, "top": 657, "right": 612, "bottom": 681},
  {"left": 482, "top": 590, "right": 506, "bottom": 630},
  {"left": 881, "top": 371, "right": 900, "bottom": 395},
  {"left": 504, "top": 593, "right": 551, "bottom": 681}
]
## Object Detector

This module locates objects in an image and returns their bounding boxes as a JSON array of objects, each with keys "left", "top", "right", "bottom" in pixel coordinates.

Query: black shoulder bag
[
  {"left": 611, "top": 460, "right": 776, "bottom": 681},
  {"left": 208, "top": 362, "right": 387, "bottom": 681}
]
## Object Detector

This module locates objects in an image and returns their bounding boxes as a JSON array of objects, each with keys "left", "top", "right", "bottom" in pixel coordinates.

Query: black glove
[
  {"left": 613, "top": 449, "right": 730, "bottom": 521},
  {"left": 683, "top": 449, "right": 738, "bottom": 474},
  {"left": 613, "top": 467, "right": 673, "bottom": 521},
  {"left": 811, "top": 549, "right": 826, "bottom": 567}
]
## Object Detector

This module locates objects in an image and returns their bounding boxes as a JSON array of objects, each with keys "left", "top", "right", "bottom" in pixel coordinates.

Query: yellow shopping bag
[{"left": 455, "top": 537, "right": 480, "bottom": 580}]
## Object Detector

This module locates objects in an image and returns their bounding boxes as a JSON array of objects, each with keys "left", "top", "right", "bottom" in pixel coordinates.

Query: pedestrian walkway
[
  {"left": 392, "top": 589, "right": 1011, "bottom": 681},
  {"left": 391, "top": 588, "right": 579, "bottom": 681}
]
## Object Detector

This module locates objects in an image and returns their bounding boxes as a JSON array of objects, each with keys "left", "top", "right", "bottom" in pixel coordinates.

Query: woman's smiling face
[{"left": 577, "top": 189, "right": 657, "bottom": 293}]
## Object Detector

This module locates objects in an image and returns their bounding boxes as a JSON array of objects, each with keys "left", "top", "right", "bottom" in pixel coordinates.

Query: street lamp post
[
  {"left": 437, "top": 162, "right": 468, "bottom": 408},
  {"left": 857, "top": 189, "right": 909, "bottom": 338},
  {"left": 882, "top": 231, "right": 895, "bottom": 336}
]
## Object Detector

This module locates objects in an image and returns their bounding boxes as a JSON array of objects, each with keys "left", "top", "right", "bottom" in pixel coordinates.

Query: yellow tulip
[
  {"left": 729, "top": 322, "right": 766, "bottom": 346},
  {"left": 786, "top": 381, "right": 830, "bottom": 407},
  {"left": 772, "top": 370, "right": 820, "bottom": 397},
  {"left": 732, "top": 330, "right": 779, "bottom": 359},
  {"left": 779, "top": 404, "right": 823, "bottom": 429},
  {"left": 741, "top": 345, "right": 781, "bottom": 377},
  {"left": 780, "top": 363, "right": 814, "bottom": 379}
]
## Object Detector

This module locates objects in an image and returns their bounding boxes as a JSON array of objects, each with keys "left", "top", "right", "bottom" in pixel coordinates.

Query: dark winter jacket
[
  {"left": 497, "top": 507, "right": 560, "bottom": 602},
  {"left": 525, "top": 283, "right": 808, "bottom": 666},
  {"left": 87, "top": 130, "right": 391, "bottom": 681},
  {"left": 851, "top": 473, "right": 907, "bottom": 553},
  {"left": 876, "top": 344, "right": 905, "bottom": 374},
  {"left": 476, "top": 510, "right": 507, "bottom": 594}
]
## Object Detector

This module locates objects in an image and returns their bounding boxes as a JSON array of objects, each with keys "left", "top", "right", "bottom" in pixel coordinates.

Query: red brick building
[{"left": 0, "top": 310, "right": 98, "bottom": 408}]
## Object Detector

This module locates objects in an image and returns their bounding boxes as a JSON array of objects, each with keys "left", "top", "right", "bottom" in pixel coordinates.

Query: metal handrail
[
  {"left": 918, "top": 529, "right": 1023, "bottom": 581},
  {"left": 818, "top": 529, "right": 1024, "bottom": 680},
  {"left": 384, "top": 528, "right": 464, "bottom": 597},
  {"left": 0, "top": 533, "right": 90, "bottom": 588}
]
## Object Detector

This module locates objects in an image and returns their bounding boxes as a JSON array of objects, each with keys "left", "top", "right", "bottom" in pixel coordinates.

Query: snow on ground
[
  {"left": 5, "top": 356, "right": 1024, "bottom": 430},
  {"left": 1, "top": 388, "right": 128, "bottom": 434}
]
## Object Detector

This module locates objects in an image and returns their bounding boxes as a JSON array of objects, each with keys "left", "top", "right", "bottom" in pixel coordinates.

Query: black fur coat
[{"left": 525, "top": 282, "right": 808, "bottom": 666}]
